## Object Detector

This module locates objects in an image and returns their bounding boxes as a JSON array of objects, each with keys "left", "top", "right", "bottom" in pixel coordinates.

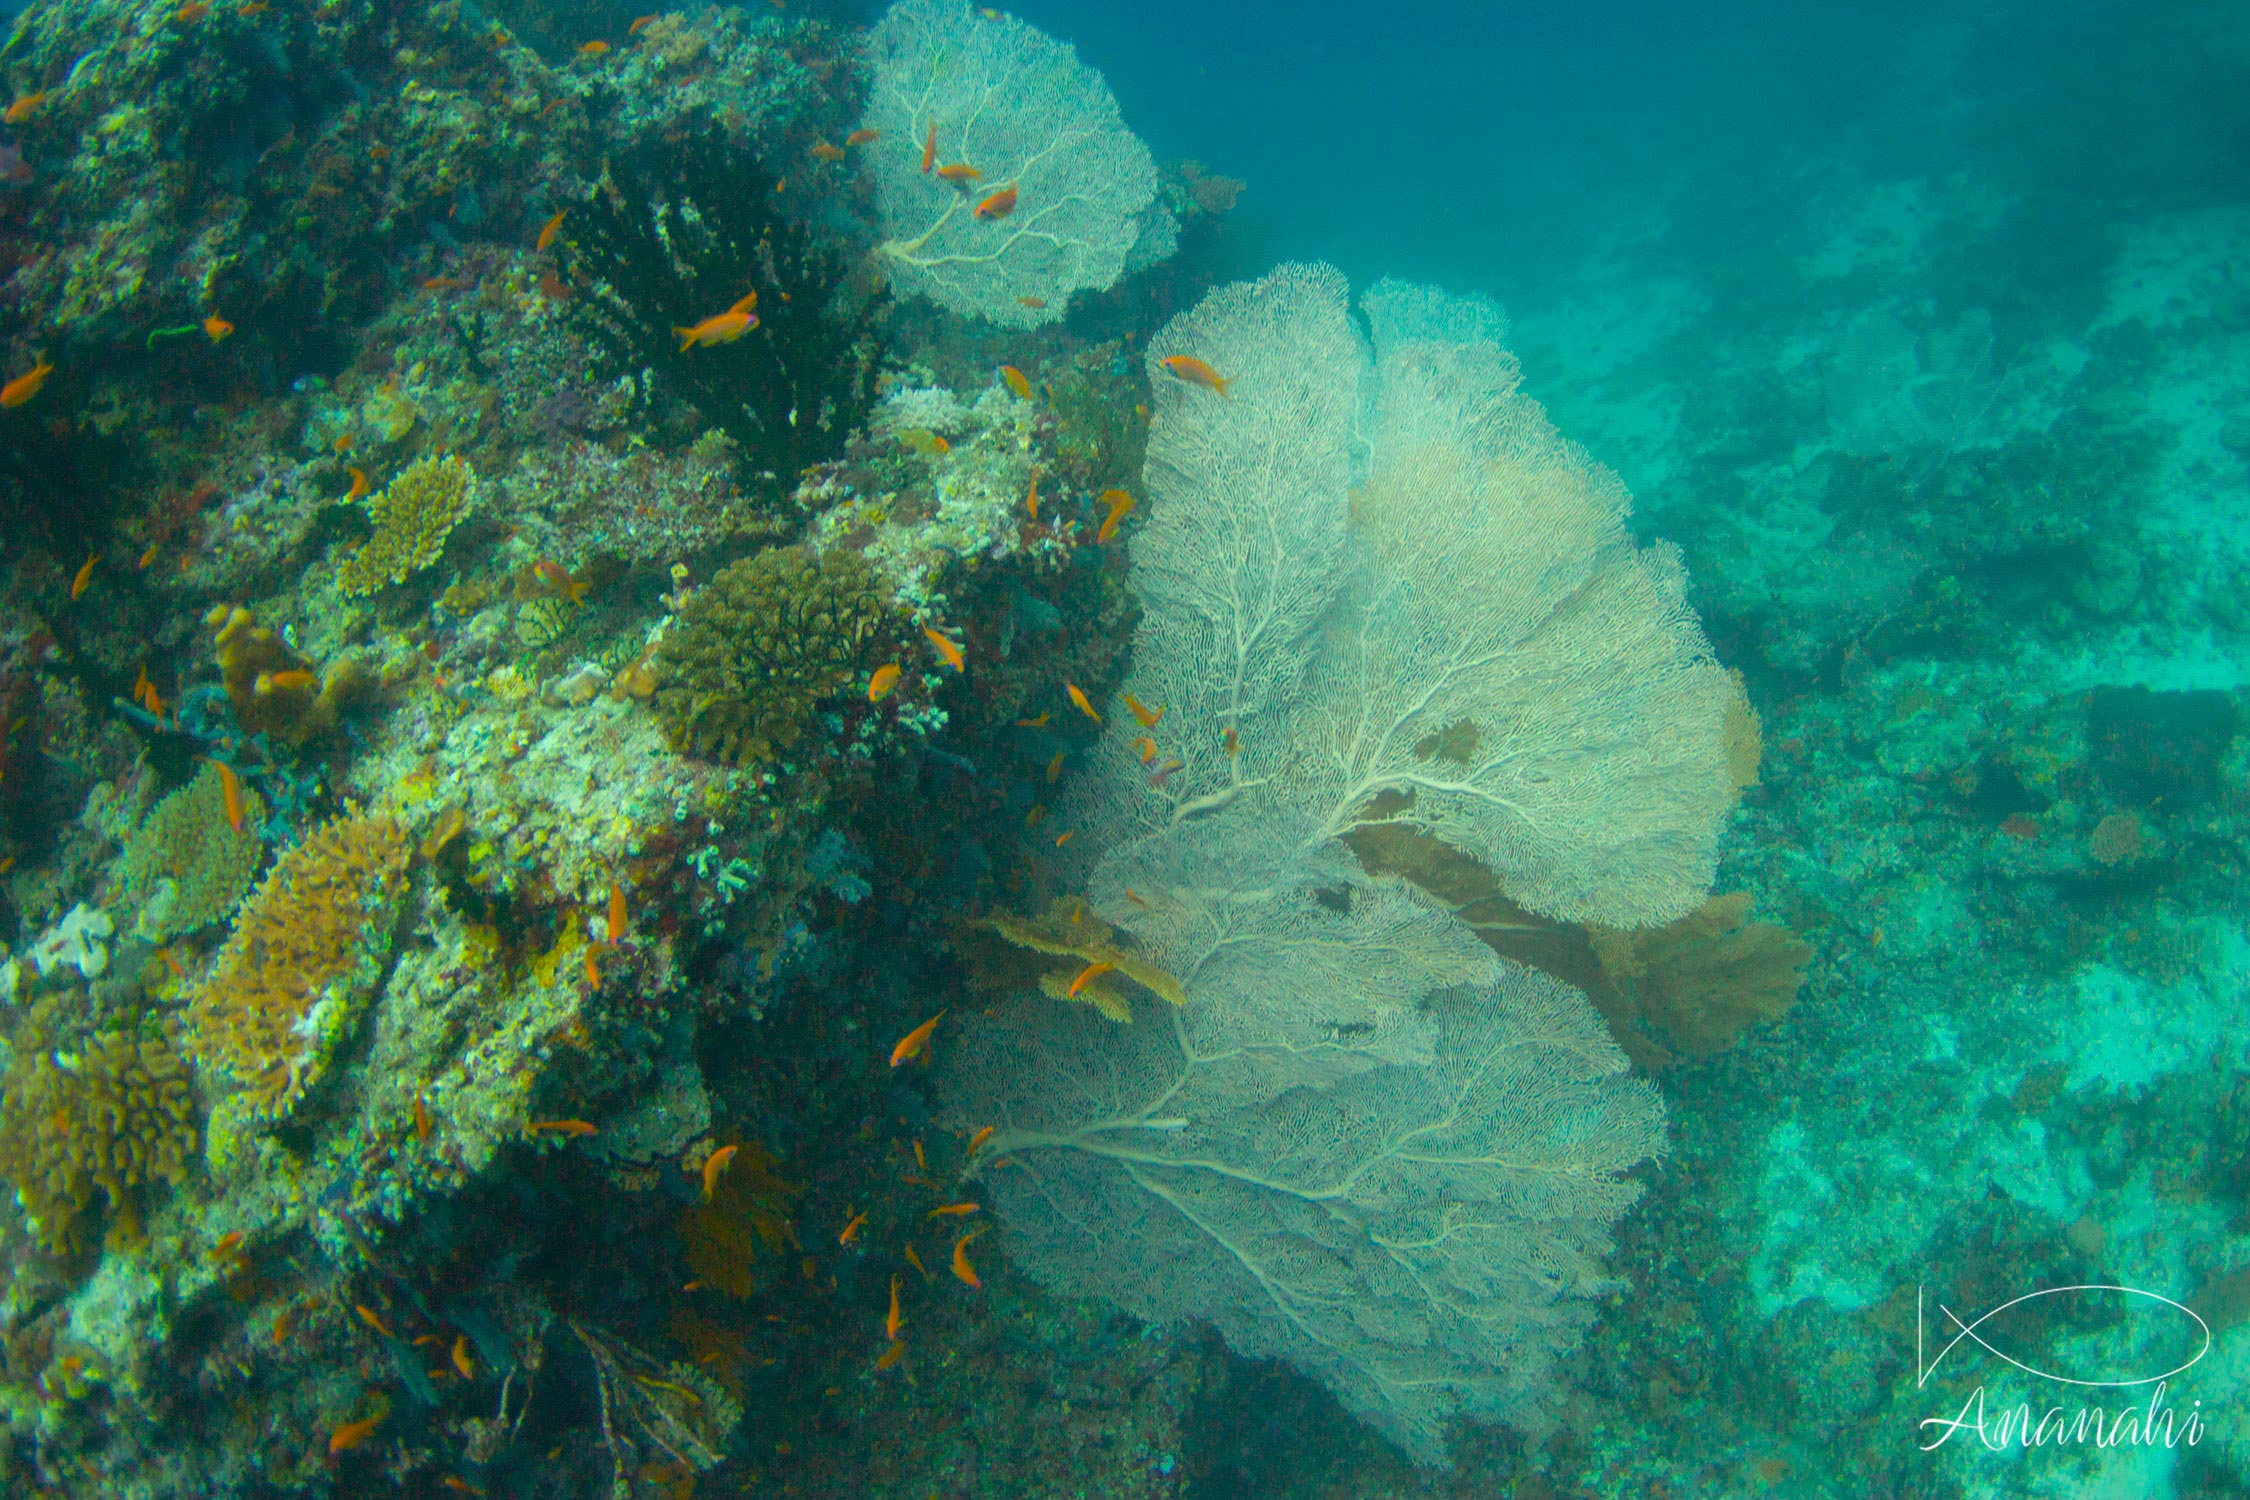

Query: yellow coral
[
  {"left": 185, "top": 812, "right": 412, "bottom": 1120},
  {"left": 119, "top": 763, "right": 265, "bottom": 939},
  {"left": 337, "top": 453, "right": 476, "bottom": 598},
  {"left": 0, "top": 1013, "right": 198, "bottom": 1253},
  {"left": 982, "top": 898, "right": 1186, "bottom": 1022}
]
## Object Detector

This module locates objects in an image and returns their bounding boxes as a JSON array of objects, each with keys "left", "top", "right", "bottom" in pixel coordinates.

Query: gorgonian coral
[
  {"left": 653, "top": 546, "right": 901, "bottom": 766},
  {"left": 185, "top": 811, "right": 412, "bottom": 1121},
  {"left": 0, "top": 1011, "right": 198, "bottom": 1253},
  {"left": 338, "top": 453, "right": 476, "bottom": 598}
]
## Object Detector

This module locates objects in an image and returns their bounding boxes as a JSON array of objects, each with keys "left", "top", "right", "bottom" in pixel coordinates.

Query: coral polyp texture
[
  {"left": 0, "top": 1017, "right": 199, "bottom": 1254},
  {"left": 653, "top": 545, "right": 902, "bottom": 765},
  {"left": 117, "top": 762, "right": 266, "bottom": 940},
  {"left": 337, "top": 452, "right": 476, "bottom": 598},
  {"left": 184, "top": 811, "right": 413, "bottom": 1121},
  {"left": 862, "top": 0, "right": 1175, "bottom": 327}
]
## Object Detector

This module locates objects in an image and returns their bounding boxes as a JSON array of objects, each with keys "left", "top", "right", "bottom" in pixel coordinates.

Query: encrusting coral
[
  {"left": 0, "top": 1007, "right": 199, "bottom": 1254},
  {"left": 337, "top": 453, "right": 476, "bottom": 599},
  {"left": 118, "top": 762, "right": 266, "bottom": 940},
  {"left": 653, "top": 545, "right": 901, "bottom": 766},
  {"left": 185, "top": 811, "right": 412, "bottom": 1122}
]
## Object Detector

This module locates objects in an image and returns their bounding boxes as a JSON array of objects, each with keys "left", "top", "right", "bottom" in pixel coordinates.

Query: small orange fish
[
  {"left": 811, "top": 141, "right": 846, "bottom": 162},
  {"left": 1024, "top": 804, "right": 1045, "bottom": 828},
  {"left": 913, "top": 1139, "right": 927, "bottom": 1171},
  {"left": 607, "top": 881, "right": 627, "bottom": 944},
  {"left": 935, "top": 162, "right": 981, "bottom": 183},
  {"left": 1018, "top": 296, "right": 1047, "bottom": 309},
  {"left": 329, "top": 1413, "right": 383, "bottom": 1455},
  {"left": 267, "top": 669, "right": 316, "bottom": 690},
  {"left": 1045, "top": 751, "right": 1064, "bottom": 783},
  {"left": 69, "top": 553, "right": 97, "bottom": 600},
  {"left": 886, "top": 1273, "right": 904, "bottom": 1339},
  {"left": 1096, "top": 489, "right": 1135, "bottom": 542},
  {"left": 903, "top": 1244, "right": 929, "bottom": 1279},
  {"left": 927, "top": 1202, "right": 979, "bottom": 1218},
  {"left": 1223, "top": 725, "right": 1241, "bottom": 756},
  {"left": 4, "top": 92, "right": 44, "bottom": 125},
  {"left": 921, "top": 123, "right": 936, "bottom": 173},
  {"left": 1065, "top": 683, "right": 1100, "bottom": 724},
  {"left": 627, "top": 13, "right": 659, "bottom": 34},
  {"left": 1160, "top": 355, "right": 1231, "bottom": 396},
  {"left": 354, "top": 1304, "right": 395, "bottom": 1339},
  {"left": 368, "top": 144, "right": 391, "bottom": 160},
  {"left": 1125, "top": 692, "right": 1166, "bottom": 728},
  {"left": 203, "top": 314, "right": 234, "bottom": 342},
  {"left": 577, "top": 39, "right": 610, "bottom": 56},
  {"left": 333, "top": 432, "right": 355, "bottom": 453},
  {"left": 344, "top": 466, "right": 369, "bottom": 501},
  {"left": 582, "top": 946, "right": 600, "bottom": 989},
  {"left": 1054, "top": 830, "right": 1075, "bottom": 847},
  {"left": 421, "top": 275, "right": 467, "bottom": 291},
  {"left": 1124, "top": 888, "right": 1152, "bottom": 909},
  {"left": 967, "top": 1125, "right": 994, "bottom": 1155},
  {"left": 531, "top": 557, "right": 590, "bottom": 603},
  {"left": 450, "top": 1334, "right": 474, "bottom": 1379},
  {"left": 413, "top": 1093, "right": 432, "bottom": 1143},
  {"left": 272, "top": 1306, "right": 299, "bottom": 1345},
  {"left": 440, "top": 1478, "right": 483, "bottom": 1497},
  {"left": 1016, "top": 711, "right": 1049, "bottom": 728},
  {"left": 526, "top": 1119, "right": 598, "bottom": 1137},
  {"left": 874, "top": 1339, "right": 905, "bottom": 1371},
  {"left": 239, "top": 0, "right": 269, "bottom": 13},
  {"left": 974, "top": 184, "right": 1018, "bottom": 220},
  {"left": 1026, "top": 471, "right": 1040, "bottom": 519},
  {"left": 536, "top": 209, "right": 566, "bottom": 251},
  {"left": 215, "top": 761, "right": 246, "bottom": 833},
  {"left": 889, "top": 1011, "right": 944, "bottom": 1068},
  {"left": 700, "top": 1143, "right": 738, "bottom": 1200},
  {"left": 1, "top": 357, "right": 54, "bottom": 409},
  {"left": 673, "top": 291, "right": 759, "bottom": 350},
  {"left": 868, "top": 663, "right": 901, "bottom": 703},
  {"left": 1131, "top": 736, "right": 1158, "bottom": 763},
  {"left": 922, "top": 625, "right": 964, "bottom": 672},
  {"left": 175, "top": 2, "right": 210, "bottom": 20},
  {"left": 137, "top": 540, "right": 161, "bottom": 569},
  {"left": 846, "top": 128, "right": 879, "bottom": 146},
  {"left": 951, "top": 1232, "right": 982, "bottom": 1290},
  {"left": 159, "top": 947, "right": 186, "bottom": 979},
  {"left": 207, "top": 1231, "right": 244, "bottom": 1262},
  {"left": 838, "top": 1210, "right": 867, "bottom": 1245},
  {"left": 999, "top": 365, "right": 1031, "bottom": 399},
  {"left": 1067, "top": 961, "right": 1114, "bottom": 998}
]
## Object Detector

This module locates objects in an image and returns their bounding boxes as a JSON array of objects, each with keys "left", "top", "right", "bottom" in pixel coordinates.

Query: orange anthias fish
[
  {"left": 1025, "top": 471, "right": 1039, "bottom": 519},
  {"left": 1096, "top": 489, "right": 1135, "bottom": 542},
  {"left": 838, "top": 1210, "right": 867, "bottom": 1245},
  {"left": 532, "top": 557, "right": 590, "bottom": 603},
  {"left": 974, "top": 184, "right": 1018, "bottom": 220},
  {"left": 1125, "top": 692, "right": 1166, "bottom": 728},
  {"left": 935, "top": 162, "right": 980, "bottom": 183},
  {"left": 673, "top": 291, "right": 758, "bottom": 350},
  {"left": 577, "top": 39, "right": 611, "bottom": 56},
  {"left": 526, "top": 1119, "right": 598, "bottom": 1137},
  {"left": 329, "top": 1412, "right": 384, "bottom": 1455},
  {"left": 451, "top": 1334, "right": 475, "bottom": 1379},
  {"left": 4, "top": 92, "right": 44, "bottom": 125},
  {"left": 1067, "top": 961, "right": 1114, "bottom": 998},
  {"left": 354, "top": 1304, "right": 395, "bottom": 1339},
  {"left": 536, "top": 209, "right": 566, "bottom": 251},
  {"left": 1131, "top": 736, "right": 1157, "bottom": 763},
  {"left": 845, "top": 128, "right": 879, "bottom": 146},
  {"left": 69, "top": 553, "right": 97, "bottom": 600},
  {"left": 1159, "top": 355, "right": 1231, "bottom": 396},
  {"left": 810, "top": 141, "right": 846, "bottom": 162},
  {"left": 175, "top": 2, "right": 210, "bottom": 20},
  {"left": 998, "top": 364, "right": 1031, "bottom": 399},
  {"left": 888, "top": 1010, "right": 944, "bottom": 1068},
  {"left": 868, "top": 663, "right": 901, "bottom": 703},
  {"left": 950, "top": 1232, "right": 982, "bottom": 1290},
  {"left": 874, "top": 1339, "right": 905, "bottom": 1372},
  {"left": 927, "top": 1202, "right": 979, "bottom": 1218},
  {"left": 1223, "top": 725, "right": 1241, "bottom": 756},
  {"left": 922, "top": 624, "right": 964, "bottom": 672},
  {"left": 345, "top": 466, "right": 370, "bottom": 501},
  {"left": 214, "top": 760, "right": 246, "bottom": 832},
  {"left": 886, "top": 1273, "right": 904, "bottom": 1340},
  {"left": 1065, "top": 683, "right": 1100, "bottom": 724},
  {"left": 1, "top": 357, "right": 54, "bottom": 408},
  {"left": 627, "top": 13, "right": 659, "bottom": 34},
  {"left": 967, "top": 1125, "right": 995, "bottom": 1155},
  {"left": 606, "top": 881, "right": 627, "bottom": 944},
  {"left": 413, "top": 1093, "right": 433, "bottom": 1143},
  {"left": 203, "top": 314, "right": 234, "bottom": 342},
  {"left": 920, "top": 123, "right": 936, "bottom": 173},
  {"left": 582, "top": 946, "right": 601, "bottom": 989},
  {"left": 699, "top": 1143, "right": 738, "bottom": 1201},
  {"left": 266, "top": 669, "right": 316, "bottom": 690}
]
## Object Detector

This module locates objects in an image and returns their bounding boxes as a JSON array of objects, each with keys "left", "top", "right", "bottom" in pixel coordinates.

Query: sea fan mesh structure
[{"left": 861, "top": 0, "right": 1175, "bottom": 327}]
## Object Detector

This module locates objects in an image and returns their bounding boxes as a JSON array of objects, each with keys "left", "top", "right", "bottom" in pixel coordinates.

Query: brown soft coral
[
  {"left": 976, "top": 897, "right": 1186, "bottom": 1023},
  {"left": 653, "top": 546, "right": 901, "bottom": 765},
  {"left": 0, "top": 1009, "right": 198, "bottom": 1254},
  {"left": 185, "top": 811, "right": 412, "bottom": 1120}
]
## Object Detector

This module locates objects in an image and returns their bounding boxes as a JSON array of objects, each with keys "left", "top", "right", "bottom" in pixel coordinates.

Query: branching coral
[
  {"left": 185, "top": 811, "right": 412, "bottom": 1121},
  {"left": 118, "top": 763, "right": 265, "bottom": 940},
  {"left": 652, "top": 546, "right": 902, "bottom": 766},
  {"left": 337, "top": 453, "right": 476, "bottom": 599},
  {"left": 557, "top": 128, "right": 884, "bottom": 491},
  {"left": 0, "top": 1009, "right": 198, "bottom": 1253}
]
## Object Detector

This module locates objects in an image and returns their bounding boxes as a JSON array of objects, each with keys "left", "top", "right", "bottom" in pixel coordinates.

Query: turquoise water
[{"left": 0, "top": 0, "right": 2244, "bottom": 1495}]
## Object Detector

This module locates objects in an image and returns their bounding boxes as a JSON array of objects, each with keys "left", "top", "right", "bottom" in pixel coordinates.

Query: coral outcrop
[
  {"left": 337, "top": 454, "right": 476, "bottom": 599},
  {"left": 0, "top": 1010, "right": 198, "bottom": 1253},
  {"left": 653, "top": 545, "right": 902, "bottom": 766},
  {"left": 184, "top": 811, "right": 412, "bottom": 1123},
  {"left": 117, "top": 762, "right": 266, "bottom": 940}
]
